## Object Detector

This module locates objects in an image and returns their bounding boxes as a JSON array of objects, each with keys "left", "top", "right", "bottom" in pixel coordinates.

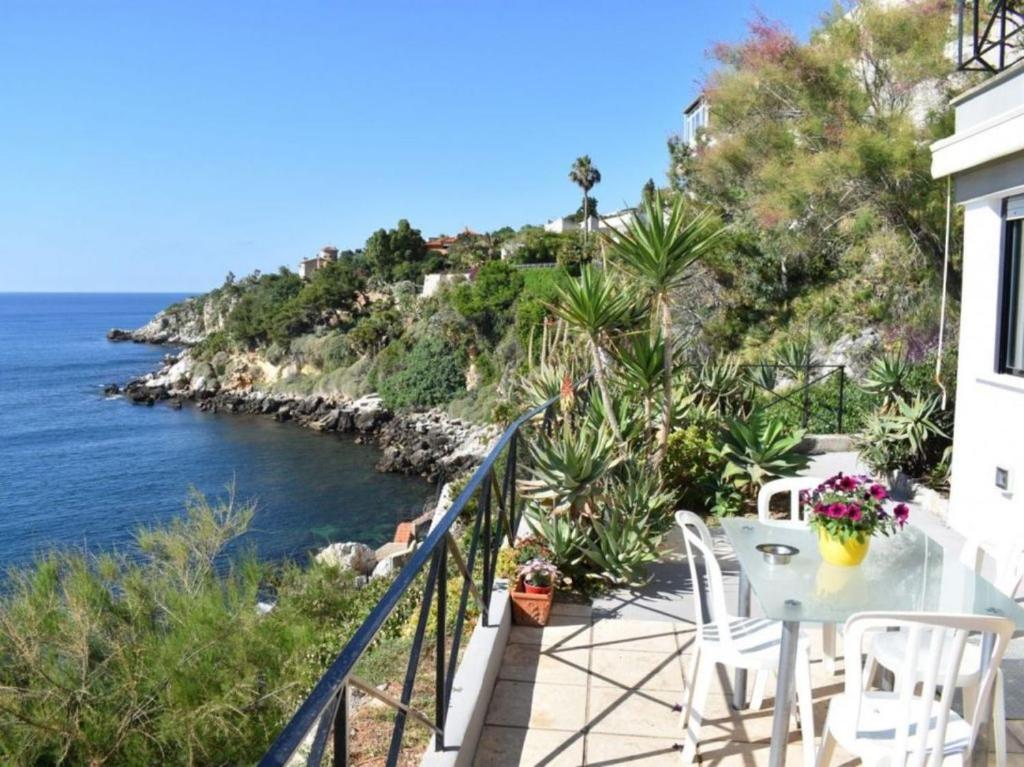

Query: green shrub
[
  {"left": 449, "top": 261, "right": 524, "bottom": 343},
  {"left": 378, "top": 336, "right": 466, "bottom": 409},
  {"left": 664, "top": 421, "right": 723, "bottom": 514},
  {"left": 0, "top": 490, "right": 417, "bottom": 766},
  {"left": 761, "top": 374, "right": 875, "bottom": 434},
  {"left": 191, "top": 330, "right": 231, "bottom": 360}
]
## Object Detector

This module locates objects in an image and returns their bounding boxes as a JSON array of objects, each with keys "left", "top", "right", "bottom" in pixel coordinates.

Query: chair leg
[
  {"left": 963, "top": 681, "right": 979, "bottom": 725},
  {"left": 750, "top": 668, "right": 769, "bottom": 710},
  {"left": 993, "top": 669, "right": 1007, "bottom": 767},
  {"left": 679, "top": 646, "right": 701, "bottom": 730},
  {"left": 822, "top": 623, "right": 837, "bottom": 675},
  {"left": 796, "top": 653, "right": 817, "bottom": 767},
  {"left": 681, "top": 654, "right": 715, "bottom": 766},
  {"left": 816, "top": 723, "right": 836, "bottom": 767}
]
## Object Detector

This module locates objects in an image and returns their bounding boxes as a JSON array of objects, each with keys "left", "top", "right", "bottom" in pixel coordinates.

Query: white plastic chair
[
  {"left": 864, "top": 537, "right": 1024, "bottom": 767},
  {"left": 817, "top": 611, "right": 1013, "bottom": 767},
  {"left": 756, "top": 476, "right": 842, "bottom": 677},
  {"left": 675, "top": 510, "right": 817, "bottom": 766},
  {"left": 757, "top": 476, "right": 825, "bottom": 528}
]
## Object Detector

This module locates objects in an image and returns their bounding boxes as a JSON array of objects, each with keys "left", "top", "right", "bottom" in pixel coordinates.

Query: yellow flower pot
[{"left": 817, "top": 529, "right": 870, "bottom": 567}]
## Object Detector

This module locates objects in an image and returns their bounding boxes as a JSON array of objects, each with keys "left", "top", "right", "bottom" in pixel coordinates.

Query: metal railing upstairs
[
  {"left": 259, "top": 390, "right": 563, "bottom": 767},
  {"left": 957, "top": 0, "right": 1024, "bottom": 73},
  {"left": 747, "top": 363, "right": 848, "bottom": 433}
]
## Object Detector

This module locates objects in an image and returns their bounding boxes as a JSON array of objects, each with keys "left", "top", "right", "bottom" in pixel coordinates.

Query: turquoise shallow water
[{"left": 0, "top": 293, "right": 432, "bottom": 569}]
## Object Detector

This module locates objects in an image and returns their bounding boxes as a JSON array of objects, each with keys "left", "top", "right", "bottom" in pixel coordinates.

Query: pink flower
[
  {"left": 848, "top": 503, "right": 862, "bottom": 522},
  {"left": 869, "top": 484, "right": 888, "bottom": 501},
  {"left": 828, "top": 503, "right": 847, "bottom": 518},
  {"left": 893, "top": 503, "right": 910, "bottom": 528},
  {"left": 838, "top": 474, "right": 858, "bottom": 492}
]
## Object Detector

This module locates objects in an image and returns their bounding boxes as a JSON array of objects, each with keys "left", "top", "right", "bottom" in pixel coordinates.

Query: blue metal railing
[{"left": 259, "top": 390, "right": 562, "bottom": 767}]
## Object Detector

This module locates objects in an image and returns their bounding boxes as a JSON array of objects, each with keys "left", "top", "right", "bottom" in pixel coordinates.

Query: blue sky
[{"left": 0, "top": 1, "right": 828, "bottom": 292}]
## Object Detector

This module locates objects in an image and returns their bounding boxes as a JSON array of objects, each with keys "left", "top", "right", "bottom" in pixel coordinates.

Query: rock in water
[{"left": 314, "top": 542, "right": 377, "bottom": 575}]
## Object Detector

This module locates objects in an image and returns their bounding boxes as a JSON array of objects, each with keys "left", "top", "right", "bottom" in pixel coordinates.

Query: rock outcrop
[
  {"left": 314, "top": 541, "right": 377, "bottom": 575},
  {"left": 107, "top": 293, "right": 236, "bottom": 345}
]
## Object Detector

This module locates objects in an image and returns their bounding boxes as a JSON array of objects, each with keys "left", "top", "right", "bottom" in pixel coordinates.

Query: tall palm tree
[
  {"left": 606, "top": 191, "right": 725, "bottom": 465},
  {"left": 569, "top": 156, "right": 601, "bottom": 243},
  {"left": 549, "top": 265, "right": 634, "bottom": 442}
]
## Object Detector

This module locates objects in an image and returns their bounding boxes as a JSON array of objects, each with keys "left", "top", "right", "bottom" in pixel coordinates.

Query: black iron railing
[
  {"left": 748, "top": 364, "right": 848, "bottom": 433},
  {"left": 957, "top": 0, "right": 1024, "bottom": 73},
  {"left": 259, "top": 390, "right": 562, "bottom": 767}
]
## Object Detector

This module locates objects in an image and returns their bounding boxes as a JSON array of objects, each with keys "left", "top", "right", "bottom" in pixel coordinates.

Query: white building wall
[{"left": 948, "top": 196, "right": 1024, "bottom": 537}]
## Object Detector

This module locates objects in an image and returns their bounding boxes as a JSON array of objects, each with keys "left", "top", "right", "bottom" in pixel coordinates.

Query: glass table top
[{"left": 720, "top": 518, "right": 1024, "bottom": 628}]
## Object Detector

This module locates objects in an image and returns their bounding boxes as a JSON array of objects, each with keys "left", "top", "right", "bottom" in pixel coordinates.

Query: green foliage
[
  {"left": 584, "top": 511, "right": 662, "bottom": 587},
  {"left": 225, "top": 268, "right": 305, "bottom": 348},
  {"left": 348, "top": 309, "right": 402, "bottom": 356},
  {"left": 856, "top": 394, "right": 952, "bottom": 479},
  {"left": 524, "top": 507, "right": 588, "bottom": 575},
  {"left": 760, "top": 373, "right": 875, "bottom": 434},
  {"left": 191, "top": 330, "right": 231, "bottom": 360},
  {"left": 664, "top": 420, "right": 725, "bottom": 513},
  {"left": 520, "top": 426, "right": 617, "bottom": 516},
  {"left": 0, "top": 490, "right": 415, "bottom": 765},
  {"left": 669, "top": 2, "right": 963, "bottom": 353},
  {"left": 378, "top": 335, "right": 466, "bottom": 410},
  {"left": 861, "top": 350, "right": 913, "bottom": 408},
  {"left": 363, "top": 219, "right": 440, "bottom": 283},
  {"left": 715, "top": 410, "right": 809, "bottom": 513},
  {"left": 449, "top": 261, "right": 525, "bottom": 343}
]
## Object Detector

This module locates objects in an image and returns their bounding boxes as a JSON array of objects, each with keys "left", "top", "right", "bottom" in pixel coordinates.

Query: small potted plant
[
  {"left": 510, "top": 558, "right": 559, "bottom": 626},
  {"left": 803, "top": 472, "right": 909, "bottom": 567}
]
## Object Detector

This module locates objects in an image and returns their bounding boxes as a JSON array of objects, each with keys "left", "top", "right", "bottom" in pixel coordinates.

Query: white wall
[{"left": 948, "top": 197, "right": 1024, "bottom": 537}]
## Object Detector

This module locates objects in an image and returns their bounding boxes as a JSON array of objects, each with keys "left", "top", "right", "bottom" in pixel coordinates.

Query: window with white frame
[{"left": 682, "top": 99, "right": 708, "bottom": 148}]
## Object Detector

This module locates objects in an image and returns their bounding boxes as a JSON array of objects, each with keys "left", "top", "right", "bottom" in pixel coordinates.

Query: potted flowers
[
  {"left": 804, "top": 472, "right": 910, "bottom": 566},
  {"left": 510, "top": 559, "right": 559, "bottom": 626}
]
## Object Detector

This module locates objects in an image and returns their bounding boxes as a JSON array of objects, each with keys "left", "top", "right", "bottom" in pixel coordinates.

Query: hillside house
[{"left": 298, "top": 245, "right": 339, "bottom": 279}]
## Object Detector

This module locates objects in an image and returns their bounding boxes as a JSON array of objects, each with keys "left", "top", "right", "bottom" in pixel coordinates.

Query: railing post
[
  {"left": 837, "top": 366, "right": 845, "bottom": 434},
  {"left": 332, "top": 683, "right": 349, "bottom": 767},
  {"left": 801, "top": 363, "right": 811, "bottom": 430},
  {"left": 507, "top": 433, "right": 518, "bottom": 537},
  {"left": 480, "top": 474, "right": 492, "bottom": 627},
  {"left": 435, "top": 538, "right": 447, "bottom": 750}
]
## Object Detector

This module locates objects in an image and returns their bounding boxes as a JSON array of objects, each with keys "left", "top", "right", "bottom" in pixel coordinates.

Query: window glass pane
[{"left": 1006, "top": 220, "right": 1024, "bottom": 373}]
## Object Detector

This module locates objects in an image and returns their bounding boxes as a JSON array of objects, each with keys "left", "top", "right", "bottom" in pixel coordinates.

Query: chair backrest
[
  {"left": 959, "top": 536, "right": 1024, "bottom": 597},
  {"left": 843, "top": 611, "right": 1014, "bottom": 767},
  {"left": 676, "top": 511, "right": 733, "bottom": 649},
  {"left": 756, "top": 476, "right": 824, "bottom": 527}
]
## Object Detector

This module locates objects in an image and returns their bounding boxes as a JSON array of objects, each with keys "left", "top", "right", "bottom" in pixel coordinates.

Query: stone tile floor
[{"left": 474, "top": 603, "right": 1024, "bottom": 766}]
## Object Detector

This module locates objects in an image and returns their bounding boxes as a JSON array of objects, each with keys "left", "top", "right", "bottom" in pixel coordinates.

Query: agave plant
[
  {"left": 775, "top": 338, "right": 819, "bottom": 382},
  {"left": 855, "top": 395, "right": 951, "bottom": 477},
  {"left": 861, "top": 351, "right": 912, "bottom": 410},
  {"left": 520, "top": 426, "right": 618, "bottom": 516},
  {"left": 583, "top": 510, "right": 662, "bottom": 587},
  {"left": 524, "top": 504, "right": 588, "bottom": 571},
  {"left": 694, "top": 357, "right": 746, "bottom": 415},
  {"left": 604, "top": 464, "right": 677, "bottom": 536},
  {"left": 744, "top": 362, "right": 779, "bottom": 394},
  {"left": 715, "top": 410, "right": 809, "bottom": 503}
]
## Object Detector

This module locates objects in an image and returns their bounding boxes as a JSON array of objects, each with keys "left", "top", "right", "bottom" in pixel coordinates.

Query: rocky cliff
[{"left": 108, "top": 292, "right": 236, "bottom": 345}]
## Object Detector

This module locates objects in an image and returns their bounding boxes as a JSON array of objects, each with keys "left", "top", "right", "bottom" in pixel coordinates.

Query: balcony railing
[
  {"left": 258, "top": 388, "right": 567, "bottom": 767},
  {"left": 957, "top": 0, "right": 1024, "bottom": 73}
]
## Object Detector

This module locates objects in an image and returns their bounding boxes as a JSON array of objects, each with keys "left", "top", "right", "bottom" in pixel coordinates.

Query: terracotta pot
[
  {"left": 511, "top": 578, "right": 554, "bottom": 626},
  {"left": 524, "top": 582, "right": 552, "bottom": 595}
]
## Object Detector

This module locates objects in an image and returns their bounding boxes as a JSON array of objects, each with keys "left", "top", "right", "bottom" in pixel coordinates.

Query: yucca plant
[
  {"left": 715, "top": 410, "right": 809, "bottom": 506},
  {"left": 744, "top": 361, "right": 779, "bottom": 394},
  {"left": 861, "top": 351, "right": 912, "bottom": 411},
  {"left": 605, "top": 190, "right": 725, "bottom": 464},
  {"left": 549, "top": 266, "right": 638, "bottom": 442},
  {"left": 613, "top": 330, "right": 666, "bottom": 429}
]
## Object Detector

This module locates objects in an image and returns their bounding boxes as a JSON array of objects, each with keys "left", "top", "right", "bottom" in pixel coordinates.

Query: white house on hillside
[
  {"left": 542, "top": 207, "right": 636, "bottom": 236},
  {"left": 681, "top": 95, "right": 709, "bottom": 149},
  {"left": 931, "top": 17, "right": 1024, "bottom": 537},
  {"left": 298, "top": 245, "right": 339, "bottom": 279}
]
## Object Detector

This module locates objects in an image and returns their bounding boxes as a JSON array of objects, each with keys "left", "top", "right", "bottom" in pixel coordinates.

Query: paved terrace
[{"left": 473, "top": 455, "right": 1024, "bottom": 766}]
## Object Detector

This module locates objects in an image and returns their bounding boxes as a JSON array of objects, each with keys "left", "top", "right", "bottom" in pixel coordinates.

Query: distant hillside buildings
[{"left": 298, "top": 245, "right": 340, "bottom": 279}]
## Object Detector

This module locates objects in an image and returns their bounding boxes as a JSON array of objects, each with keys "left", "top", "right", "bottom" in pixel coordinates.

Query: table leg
[
  {"left": 971, "top": 632, "right": 997, "bottom": 767},
  {"left": 769, "top": 620, "right": 800, "bottom": 767},
  {"left": 732, "top": 569, "right": 751, "bottom": 711}
]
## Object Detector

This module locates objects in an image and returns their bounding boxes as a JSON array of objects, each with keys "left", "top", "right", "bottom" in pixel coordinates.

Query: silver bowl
[{"left": 755, "top": 543, "right": 799, "bottom": 565}]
